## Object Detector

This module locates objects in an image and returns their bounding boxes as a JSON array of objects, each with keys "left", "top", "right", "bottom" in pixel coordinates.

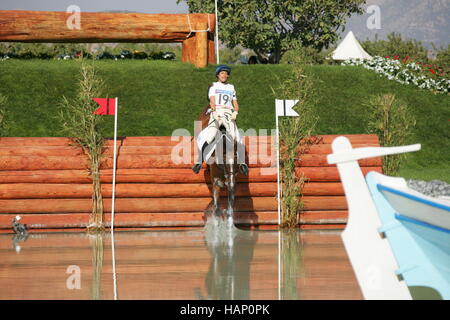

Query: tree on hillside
[{"left": 179, "top": 0, "right": 365, "bottom": 63}]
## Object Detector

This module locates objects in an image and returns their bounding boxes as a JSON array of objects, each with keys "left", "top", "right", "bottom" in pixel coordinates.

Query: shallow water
[{"left": 0, "top": 223, "right": 363, "bottom": 300}]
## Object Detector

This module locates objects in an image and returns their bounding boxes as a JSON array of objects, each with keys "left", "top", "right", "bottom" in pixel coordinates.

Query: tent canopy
[{"left": 332, "top": 31, "right": 372, "bottom": 61}]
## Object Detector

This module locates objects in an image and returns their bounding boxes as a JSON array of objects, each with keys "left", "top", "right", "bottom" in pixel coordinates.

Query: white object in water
[
  {"left": 372, "top": 173, "right": 450, "bottom": 231},
  {"left": 327, "top": 136, "right": 421, "bottom": 300}
]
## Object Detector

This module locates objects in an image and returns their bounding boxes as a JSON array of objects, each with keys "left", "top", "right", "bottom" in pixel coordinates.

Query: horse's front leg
[
  {"left": 209, "top": 162, "right": 225, "bottom": 218},
  {"left": 226, "top": 166, "right": 236, "bottom": 224},
  {"left": 212, "top": 177, "right": 223, "bottom": 217}
]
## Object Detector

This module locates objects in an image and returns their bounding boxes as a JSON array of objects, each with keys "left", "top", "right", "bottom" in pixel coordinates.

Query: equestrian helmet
[{"left": 215, "top": 64, "right": 231, "bottom": 75}]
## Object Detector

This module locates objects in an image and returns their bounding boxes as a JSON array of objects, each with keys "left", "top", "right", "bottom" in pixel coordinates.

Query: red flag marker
[{"left": 93, "top": 98, "right": 116, "bottom": 115}]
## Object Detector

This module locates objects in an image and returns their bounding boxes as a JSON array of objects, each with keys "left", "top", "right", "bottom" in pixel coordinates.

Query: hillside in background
[{"left": 344, "top": 0, "right": 450, "bottom": 49}]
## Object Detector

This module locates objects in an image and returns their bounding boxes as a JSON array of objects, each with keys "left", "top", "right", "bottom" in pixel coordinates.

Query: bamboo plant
[
  {"left": 58, "top": 61, "right": 108, "bottom": 232},
  {"left": 89, "top": 233, "right": 104, "bottom": 299},
  {"left": 273, "top": 49, "right": 319, "bottom": 228},
  {"left": 280, "top": 229, "right": 304, "bottom": 299},
  {"left": 366, "top": 93, "right": 416, "bottom": 176}
]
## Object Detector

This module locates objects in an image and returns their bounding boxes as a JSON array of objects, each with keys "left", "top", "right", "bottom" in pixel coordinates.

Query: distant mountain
[{"left": 343, "top": 0, "right": 450, "bottom": 49}]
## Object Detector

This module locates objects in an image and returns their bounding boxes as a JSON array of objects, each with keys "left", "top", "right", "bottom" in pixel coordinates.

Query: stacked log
[
  {"left": 0, "top": 135, "right": 381, "bottom": 231},
  {"left": 0, "top": 11, "right": 216, "bottom": 67}
]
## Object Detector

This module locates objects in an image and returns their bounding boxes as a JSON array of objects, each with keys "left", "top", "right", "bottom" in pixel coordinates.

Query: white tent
[{"left": 332, "top": 31, "right": 372, "bottom": 61}]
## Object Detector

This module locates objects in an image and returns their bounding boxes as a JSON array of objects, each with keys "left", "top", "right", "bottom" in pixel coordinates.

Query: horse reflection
[{"left": 197, "top": 217, "right": 258, "bottom": 300}]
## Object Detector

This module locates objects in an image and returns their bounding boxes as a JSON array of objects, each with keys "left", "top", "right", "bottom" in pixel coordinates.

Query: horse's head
[{"left": 219, "top": 124, "right": 227, "bottom": 135}]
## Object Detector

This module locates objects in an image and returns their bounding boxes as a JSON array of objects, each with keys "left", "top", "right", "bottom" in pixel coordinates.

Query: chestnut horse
[{"left": 196, "top": 106, "right": 248, "bottom": 223}]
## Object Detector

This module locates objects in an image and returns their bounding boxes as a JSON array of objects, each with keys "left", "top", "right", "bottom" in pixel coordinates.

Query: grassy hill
[{"left": 0, "top": 59, "right": 448, "bottom": 182}]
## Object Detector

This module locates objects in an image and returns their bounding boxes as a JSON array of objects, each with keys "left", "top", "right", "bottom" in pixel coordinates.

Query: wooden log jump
[
  {"left": 0, "top": 10, "right": 216, "bottom": 67},
  {"left": 0, "top": 134, "right": 382, "bottom": 231}
]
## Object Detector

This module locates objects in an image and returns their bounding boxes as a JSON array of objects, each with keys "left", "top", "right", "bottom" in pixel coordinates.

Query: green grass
[{"left": 0, "top": 59, "right": 449, "bottom": 182}]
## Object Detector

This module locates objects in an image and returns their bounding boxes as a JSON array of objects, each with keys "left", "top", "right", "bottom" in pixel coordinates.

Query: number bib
[{"left": 208, "top": 82, "right": 237, "bottom": 109}]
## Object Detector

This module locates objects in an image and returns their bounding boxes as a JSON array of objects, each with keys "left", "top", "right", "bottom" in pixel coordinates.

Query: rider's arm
[
  {"left": 232, "top": 99, "right": 239, "bottom": 112},
  {"left": 210, "top": 96, "right": 216, "bottom": 111},
  {"left": 208, "top": 84, "right": 216, "bottom": 111}
]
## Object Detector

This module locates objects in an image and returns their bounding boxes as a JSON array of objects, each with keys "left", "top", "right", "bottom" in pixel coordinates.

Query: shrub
[
  {"left": 366, "top": 94, "right": 416, "bottom": 176},
  {"left": 219, "top": 46, "right": 242, "bottom": 64},
  {"left": 361, "top": 32, "right": 429, "bottom": 63},
  {"left": 280, "top": 46, "right": 334, "bottom": 65},
  {"left": 434, "top": 44, "right": 450, "bottom": 75}
]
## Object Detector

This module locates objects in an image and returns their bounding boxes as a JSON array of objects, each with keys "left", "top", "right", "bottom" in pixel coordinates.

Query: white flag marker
[{"left": 275, "top": 99, "right": 300, "bottom": 225}]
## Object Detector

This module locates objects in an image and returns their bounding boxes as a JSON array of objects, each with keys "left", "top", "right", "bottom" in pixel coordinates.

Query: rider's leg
[
  {"left": 204, "top": 115, "right": 219, "bottom": 144},
  {"left": 191, "top": 142, "right": 209, "bottom": 174},
  {"left": 192, "top": 118, "right": 219, "bottom": 174}
]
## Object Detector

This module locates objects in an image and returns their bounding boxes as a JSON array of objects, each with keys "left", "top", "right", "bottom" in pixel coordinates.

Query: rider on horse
[{"left": 192, "top": 65, "right": 248, "bottom": 175}]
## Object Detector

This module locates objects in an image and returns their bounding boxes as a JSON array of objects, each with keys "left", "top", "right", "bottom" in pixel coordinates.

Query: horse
[{"left": 196, "top": 106, "right": 248, "bottom": 224}]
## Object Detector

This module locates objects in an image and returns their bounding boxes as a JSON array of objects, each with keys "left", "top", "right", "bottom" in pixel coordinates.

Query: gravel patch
[{"left": 407, "top": 179, "right": 450, "bottom": 198}]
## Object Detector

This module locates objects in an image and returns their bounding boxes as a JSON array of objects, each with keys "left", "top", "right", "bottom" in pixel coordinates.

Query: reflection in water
[
  {"left": 12, "top": 233, "right": 29, "bottom": 253},
  {"left": 200, "top": 219, "right": 328, "bottom": 300},
  {"left": 201, "top": 217, "right": 258, "bottom": 299},
  {"left": 279, "top": 230, "right": 304, "bottom": 300},
  {"left": 89, "top": 233, "right": 104, "bottom": 300},
  {"left": 0, "top": 228, "right": 363, "bottom": 300}
]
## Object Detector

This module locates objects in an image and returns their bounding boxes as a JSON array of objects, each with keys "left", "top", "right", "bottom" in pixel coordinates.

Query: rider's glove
[
  {"left": 211, "top": 110, "right": 220, "bottom": 122},
  {"left": 231, "top": 111, "right": 238, "bottom": 121}
]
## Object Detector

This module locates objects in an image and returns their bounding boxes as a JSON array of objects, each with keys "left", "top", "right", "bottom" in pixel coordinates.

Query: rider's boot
[
  {"left": 239, "top": 163, "right": 249, "bottom": 176},
  {"left": 192, "top": 141, "right": 209, "bottom": 174}
]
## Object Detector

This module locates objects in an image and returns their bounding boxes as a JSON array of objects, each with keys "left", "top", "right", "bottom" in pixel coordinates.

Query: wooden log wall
[
  {"left": 0, "top": 10, "right": 216, "bottom": 67},
  {"left": 0, "top": 135, "right": 381, "bottom": 232}
]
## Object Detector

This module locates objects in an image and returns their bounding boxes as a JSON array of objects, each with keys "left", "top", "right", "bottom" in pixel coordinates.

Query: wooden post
[
  {"left": 208, "top": 34, "right": 217, "bottom": 64},
  {"left": 195, "top": 22, "right": 208, "bottom": 68},
  {"left": 182, "top": 36, "right": 196, "bottom": 64}
]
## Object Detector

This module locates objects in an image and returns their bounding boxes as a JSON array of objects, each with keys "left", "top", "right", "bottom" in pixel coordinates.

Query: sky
[{"left": 0, "top": 0, "right": 189, "bottom": 13}]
